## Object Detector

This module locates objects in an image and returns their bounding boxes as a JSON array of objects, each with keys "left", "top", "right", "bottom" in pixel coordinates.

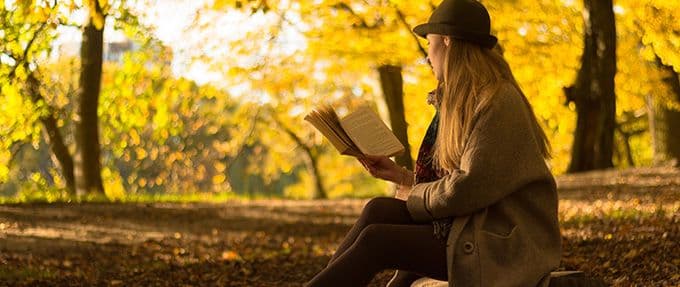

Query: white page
[{"left": 340, "top": 106, "right": 404, "bottom": 156}]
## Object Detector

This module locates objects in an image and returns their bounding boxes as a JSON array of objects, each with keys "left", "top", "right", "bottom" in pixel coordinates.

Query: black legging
[{"left": 305, "top": 197, "right": 448, "bottom": 287}]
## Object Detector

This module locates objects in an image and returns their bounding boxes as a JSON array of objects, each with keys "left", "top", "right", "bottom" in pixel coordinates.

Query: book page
[
  {"left": 304, "top": 105, "right": 362, "bottom": 156},
  {"left": 316, "top": 105, "right": 355, "bottom": 148},
  {"left": 339, "top": 106, "right": 404, "bottom": 157}
]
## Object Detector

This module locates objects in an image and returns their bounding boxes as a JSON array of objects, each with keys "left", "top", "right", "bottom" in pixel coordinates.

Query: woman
[{"left": 305, "top": 0, "right": 561, "bottom": 286}]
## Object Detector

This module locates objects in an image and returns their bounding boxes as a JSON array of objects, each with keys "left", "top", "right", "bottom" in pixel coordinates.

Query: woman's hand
[
  {"left": 357, "top": 155, "right": 401, "bottom": 183},
  {"left": 357, "top": 155, "right": 413, "bottom": 186},
  {"left": 358, "top": 155, "right": 414, "bottom": 201}
]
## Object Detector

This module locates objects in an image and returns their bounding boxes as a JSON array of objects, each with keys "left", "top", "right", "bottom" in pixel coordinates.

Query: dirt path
[{"left": 0, "top": 167, "right": 678, "bottom": 286}]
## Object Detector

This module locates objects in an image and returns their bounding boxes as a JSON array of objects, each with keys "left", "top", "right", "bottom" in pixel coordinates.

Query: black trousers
[{"left": 305, "top": 197, "right": 448, "bottom": 287}]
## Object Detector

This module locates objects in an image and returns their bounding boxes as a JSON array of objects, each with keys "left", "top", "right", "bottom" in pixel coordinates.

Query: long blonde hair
[{"left": 433, "top": 39, "right": 551, "bottom": 172}]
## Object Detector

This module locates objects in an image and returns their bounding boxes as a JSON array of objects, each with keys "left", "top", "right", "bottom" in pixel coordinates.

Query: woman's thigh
[
  {"left": 353, "top": 223, "right": 448, "bottom": 281},
  {"left": 360, "top": 197, "right": 416, "bottom": 225}
]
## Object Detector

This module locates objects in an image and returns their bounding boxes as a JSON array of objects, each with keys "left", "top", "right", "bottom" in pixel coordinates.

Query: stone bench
[{"left": 410, "top": 271, "right": 607, "bottom": 287}]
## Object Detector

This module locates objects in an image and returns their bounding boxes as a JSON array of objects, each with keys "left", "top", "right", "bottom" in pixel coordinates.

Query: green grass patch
[
  {"left": 0, "top": 183, "right": 392, "bottom": 204},
  {"left": 0, "top": 189, "right": 258, "bottom": 204},
  {"left": 0, "top": 266, "right": 56, "bottom": 281}
]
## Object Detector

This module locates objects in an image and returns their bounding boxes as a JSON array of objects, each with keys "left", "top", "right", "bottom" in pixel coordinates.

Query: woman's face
[{"left": 426, "top": 34, "right": 450, "bottom": 82}]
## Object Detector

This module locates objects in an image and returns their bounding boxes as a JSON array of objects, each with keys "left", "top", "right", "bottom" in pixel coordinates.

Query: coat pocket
[
  {"left": 480, "top": 207, "right": 517, "bottom": 238},
  {"left": 480, "top": 224, "right": 517, "bottom": 239},
  {"left": 479, "top": 222, "right": 522, "bottom": 265}
]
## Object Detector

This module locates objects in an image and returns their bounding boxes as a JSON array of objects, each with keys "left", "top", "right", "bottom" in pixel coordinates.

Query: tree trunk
[
  {"left": 303, "top": 147, "right": 326, "bottom": 199},
  {"left": 650, "top": 57, "right": 680, "bottom": 167},
  {"left": 27, "top": 74, "right": 76, "bottom": 194},
  {"left": 378, "top": 65, "right": 413, "bottom": 169},
  {"left": 75, "top": 17, "right": 105, "bottom": 196},
  {"left": 564, "top": 0, "right": 616, "bottom": 173}
]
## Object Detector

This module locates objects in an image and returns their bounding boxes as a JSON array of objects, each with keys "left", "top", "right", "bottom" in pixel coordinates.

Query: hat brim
[{"left": 413, "top": 23, "right": 498, "bottom": 49}]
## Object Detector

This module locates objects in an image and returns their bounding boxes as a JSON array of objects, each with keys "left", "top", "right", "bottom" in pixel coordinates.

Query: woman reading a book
[{"left": 305, "top": 0, "right": 561, "bottom": 286}]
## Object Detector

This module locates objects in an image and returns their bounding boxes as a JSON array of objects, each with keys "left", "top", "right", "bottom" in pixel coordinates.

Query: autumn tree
[
  {"left": 632, "top": 2, "right": 680, "bottom": 167},
  {"left": 0, "top": 1, "right": 75, "bottom": 192},
  {"left": 0, "top": 0, "right": 150, "bottom": 197},
  {"left": 651, "top": 58, "right": 680, "bottom": 167}
]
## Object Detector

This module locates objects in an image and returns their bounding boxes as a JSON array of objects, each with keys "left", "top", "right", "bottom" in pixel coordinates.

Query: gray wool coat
[{"left": 406, "top": 82, "right": 562, "bottom": 287}]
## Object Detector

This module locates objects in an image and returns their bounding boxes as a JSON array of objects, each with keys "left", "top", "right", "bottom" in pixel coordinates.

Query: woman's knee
[{"left": 361, "top": 197, "right": 407, "bottom": 224}]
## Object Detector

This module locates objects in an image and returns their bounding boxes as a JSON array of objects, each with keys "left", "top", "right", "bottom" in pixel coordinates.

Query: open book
[{"left": 304, "top": 104, "right": 405, "bottom": 157}]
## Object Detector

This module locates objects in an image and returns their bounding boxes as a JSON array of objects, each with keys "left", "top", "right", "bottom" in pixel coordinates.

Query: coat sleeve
[{"left": 406, "top": 84, "right": 553, "bottom": 222}]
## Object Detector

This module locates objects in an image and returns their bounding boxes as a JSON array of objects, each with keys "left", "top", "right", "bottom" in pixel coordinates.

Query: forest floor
[{"left": 0, "top": 167, "right": 678, "bottom": 286}]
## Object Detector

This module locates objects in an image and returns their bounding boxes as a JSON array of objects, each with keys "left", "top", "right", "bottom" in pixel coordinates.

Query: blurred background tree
[{"left": 1, "top": 0, "right": 678, "bottom": 201}]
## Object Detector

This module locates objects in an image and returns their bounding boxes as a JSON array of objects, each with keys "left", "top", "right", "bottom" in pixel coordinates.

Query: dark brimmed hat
[{"left": 413, "top": 0, "right": 497, "bottom": 49}]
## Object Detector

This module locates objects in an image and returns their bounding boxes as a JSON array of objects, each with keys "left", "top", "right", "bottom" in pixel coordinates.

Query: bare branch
[
  {"left": 332, "top": 2, "right": 383, "bottom": 30},
  {"left": 269, "top": 108, "right": 311, "bottom": 152},
  {"left": 226, "top": 107, "right": 261, "bottom": 170},
  {"left": 392, "top": 5, "right": 428, "bottom": 59}
]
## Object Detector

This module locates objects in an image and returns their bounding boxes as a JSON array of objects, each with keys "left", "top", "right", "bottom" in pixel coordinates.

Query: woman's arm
[
  {"left": 358, "top": 155, "right": 414, "bottom": 201},
  {"left": 394, "top": 166, "right": 414, "bottom": 201},
  {"left": 406, "top": 86, "right": 554, "bottom": 222}
]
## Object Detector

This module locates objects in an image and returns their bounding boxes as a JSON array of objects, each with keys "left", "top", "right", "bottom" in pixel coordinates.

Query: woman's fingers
[
  {"left": 358, "top": 156, "right": 375, "bottom": 165},
  {"left": 360, "top": 160, "right": 382, "bottom": 178},
  {"left": 358, "top": 155, "right": 398, "bottom": 182},
  {"left": 359, "top": 159, "right": 377, "bottom": 173},
  {"left": 369, "top": 167, "right": 392, "bottom": 181},
  {"left": 363, "top": 154, "right": 385, "bottom": 163},
  {"left": 358, "top": 158, "right": 378, "bottom": 177}
]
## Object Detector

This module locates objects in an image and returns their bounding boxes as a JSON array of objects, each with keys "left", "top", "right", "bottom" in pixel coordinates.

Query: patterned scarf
[{"left": 415, "top": 88, "right": 454, "bottom": 241}]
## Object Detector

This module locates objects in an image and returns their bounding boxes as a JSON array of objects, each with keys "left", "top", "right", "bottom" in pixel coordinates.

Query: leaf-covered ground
[{"left": 0, "top": 167, "right": 678, "bottom": 286}]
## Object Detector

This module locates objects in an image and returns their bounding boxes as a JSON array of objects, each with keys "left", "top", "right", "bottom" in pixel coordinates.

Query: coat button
[{"left": 463, "top": 241, "right": 474, "bottom": 254}]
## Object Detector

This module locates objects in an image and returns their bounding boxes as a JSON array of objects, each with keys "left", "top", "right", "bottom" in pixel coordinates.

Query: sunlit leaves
[
  {"left": 84, "top": 0, "right": 108, "bottom": 29},
  {"left": 93, "top": 43, "right": 245, "bottom": 195},
  {"left": 0, "top": 150, "right": 10, "bottom": 182},
  {"left": 102, "top": 166, "right": 126, "bottom": 200},
  {"left": 0, "top": 83, "right": 39, "bottom": 144},
  {"left": 629, "top": 0, "right": 680, "bottom": 70}
]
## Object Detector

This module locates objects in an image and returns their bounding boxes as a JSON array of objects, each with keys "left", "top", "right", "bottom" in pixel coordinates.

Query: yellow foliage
[
  {"left": 196, "top": 165, "right": 206, "bottom": 181},
  {"left": 283, "top": 172, "right": 312, "bottom": 199},
  {"left": 102, "top": 167, "right": 126, "bottom": 201},
  {"left": 212, "top": 174, "right": 226, "bottom": 185},
  {"left": 129, "top": 129, "right": 141, "bottom": 145},
  {"left": 135, "top": 147, "right": 147, "bottom": 160},
  {"left": 30, "top": 172, "right": 42, "bottom": 183},
  {"left": 0, "top": 151, "right": 9, "bottom": 183},
  {"left": 85, "top": 0, "right": 106, "bottom": 29},
  {"left": 214, "top": 162, "right": 226, "bottom": 173},
  {"left": 153, "top": 103, "right": 169, "bottom": 129}
]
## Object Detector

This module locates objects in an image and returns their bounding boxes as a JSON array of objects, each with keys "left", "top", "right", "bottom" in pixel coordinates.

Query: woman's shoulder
[
  {"left": 483, "top": 81, "right": 533, "bottom": 118},
  {"left": 473, "top": 81, "right": 535, "bottom": 130},
  {"left": 493, "top": 81, "right": 523, "bottom": 106}
]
